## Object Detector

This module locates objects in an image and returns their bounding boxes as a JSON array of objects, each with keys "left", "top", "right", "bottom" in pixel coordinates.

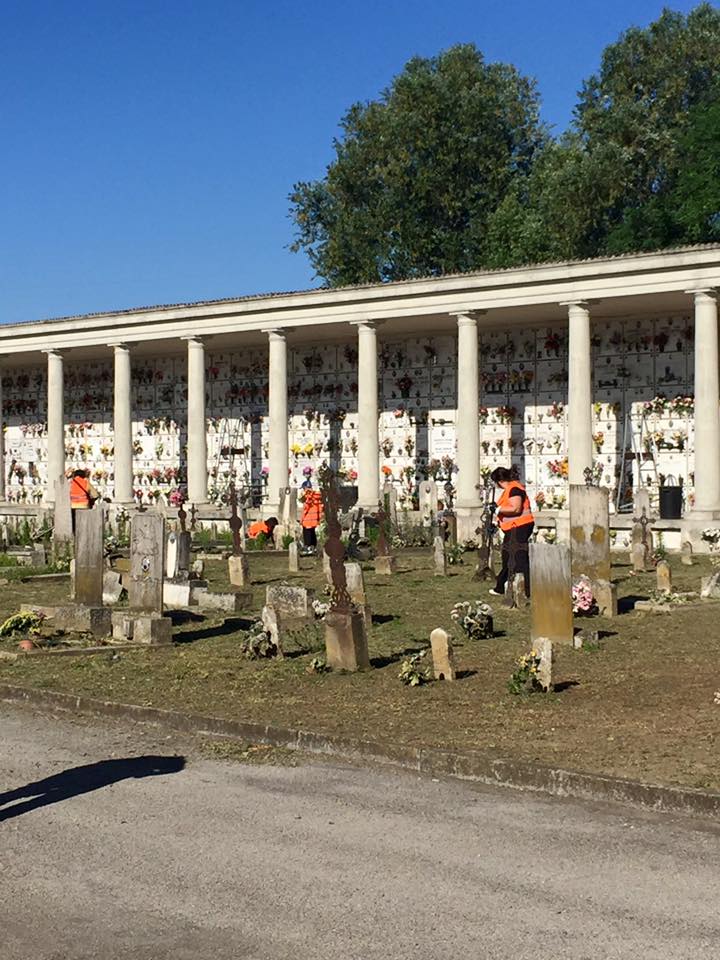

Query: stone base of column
[
  {"left": 681, "top": 516, "right": 720, "bottom": 553},
  {"left": 455, "top": 505, "right": 483, "bottom": 543}
]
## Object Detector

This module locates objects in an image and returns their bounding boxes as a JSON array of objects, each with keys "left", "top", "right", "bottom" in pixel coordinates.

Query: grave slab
[
  {"left": 529, "top": 542, "right": 573, "bottom": 646},
  {"left": 324, "top": 610, "right": 369, "bottom": 671},
  {"left": 74, "top": 508, "right": 104, "bottom": 607}
]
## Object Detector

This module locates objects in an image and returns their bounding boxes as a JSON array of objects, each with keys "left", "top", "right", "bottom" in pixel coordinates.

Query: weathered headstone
[
  {"left": 630, "top": 508, "right": 653, "bottom": 573},
  {"left": 633, "top": 487, "right": 651, "bottom": 519},
  {"left": 656, "top": 559, "right": 672, "bottom": 594},
  {"left": 374, "top": 500, "right": 397, "bottom": 575},
  {"left": 700, "top": 571, "right": 720, "bottom": 599},
  {"left": 102, "top": 570, "right": 123, "bottom": 605},
  {"left": 228, "top": 554, "right": 250, "bottom": 587},
  {"left": 533, "top": 637, "right": 554, "bottom": 692},
  {"left": 529, "top": 542, "right": 573, "bottom": 646},
  {"left": 433, "top": 536, "right": 447, "bottom": 576},
  {"left": 430, "top": 627, "right": 456, "bottom": 681},
  {"left": 266, "top": 583, "right": 314, "bottom": 621},
  {"left": 511, "top": 573, "right": 530, "bottom": 609},
  {"left": 166, "top": 532, "right": 179, "bottom": 580},
  {"left": 74, "top": 508, "right": 104, "bottom": 606},
  {"left": 53, "top": 477, "right": 73, "bottom": 553},
  {"left": 681, "top": 541, "right": 694, "bottom": 566},
  {"left": 288, "top": 540, "right": 299, "bottom": 573},
  {"left": 261, "top": 604, "right": 283, "bottom": 657},
  {"left": 419, "top": 480, "right": 438, "bottom": 521},
  {"left": 382, "top": 482, "right": 398, "bottom": 526},
  {"left": 321, "top": 469, "right": 369, "bottom": 671},
  {"left": 569, "top": 484, "right": 617, "bottom": 616},
  {"left": 344, "top": 560, "right": 372, "bottom": 627},
  {"left": 128, "top": 512, "right": 165, "bottom": 613}
]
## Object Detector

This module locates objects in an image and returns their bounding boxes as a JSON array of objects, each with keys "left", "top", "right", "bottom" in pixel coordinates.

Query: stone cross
[
  {"left": 189, "top": 502, "right": 198, "bottom": 532},
  {"left": 529, "top": 542, "right": 573, "bottom": 646},
  {"left": 320, "top": 469, "right": 351, "bottom": 612},
  {"left": 569, "top": 484, "right": 617, "bottom": 616},
  {"left": 228, "top": 485, "right": 243, "bottom": 556},
  {"left": 74, "top": 508, "right": 104, "bottom": 607},
  {"left": 473, "top": 480, "right": 497, "bottom": 581},
  {"left": 128, "top": 512, "right": 165, "bottom": 614},
  {"left": 631, "top": 507, "right": 653, "bottom": 572},
  {"left": 430, "top": 628, "right": 456, "bottom": 681}
]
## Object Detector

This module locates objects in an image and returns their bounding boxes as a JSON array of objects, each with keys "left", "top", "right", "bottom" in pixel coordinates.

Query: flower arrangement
[
  {"left": 396, "top": 375, "right": 413, "bottom": 398},
  {"left": 534, "top": 491, "right": 546, "bottom": 510},
  {"left": 398, "top": 650, "right": 431, "bottom": 686},
  {"left": 450, "top": 601, "right": 494, "bottom": 640},
  {"left": 168, "top": 488, "right": 186, "bottom": 507},
  {"left": 381, "top": 465, "right": 393, "bottom": 478},
  {"left": 496, "top": 405, "right": 516, "bottom": 425},
  {"left": 572, "top": 576, "right": 598, "bottom": 616},
  {"left": 547, "top": 458, "right": 569, "bottom": 479},
  {"left": 302, "top": 465, "right": 313, "bottom": 478},
  {"left": 508, "top": 651, "right": 545, "bottom": 695},
  {"left": 592, "top": 431, "right": 605, "bottom": 453},
  {"left": 669, "top": 395, "right": 694, "bottom": 417},
  {"left": 544, "top": 331, "right": 562, "bottom": 355}
]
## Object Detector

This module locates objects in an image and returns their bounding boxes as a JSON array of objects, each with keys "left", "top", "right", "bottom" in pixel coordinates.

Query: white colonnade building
[{"left": 0, "top": 246, "right": 719, "bottom": 547}]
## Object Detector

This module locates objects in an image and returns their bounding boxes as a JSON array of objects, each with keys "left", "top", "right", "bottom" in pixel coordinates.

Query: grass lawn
[{"left": 1, "top": 549, "right": 719, "bottom": 792}]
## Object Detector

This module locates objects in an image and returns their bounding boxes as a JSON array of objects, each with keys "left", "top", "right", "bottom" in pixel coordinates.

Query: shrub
[{"left": 398, "top": 650, "right": 431, "bottom": 686}]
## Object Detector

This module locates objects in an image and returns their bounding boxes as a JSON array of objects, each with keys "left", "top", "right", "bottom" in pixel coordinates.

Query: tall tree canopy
[
  {"left": 289, "top": 44, "right": 545, "bottom": 285},
  {"left": 290, "top": 5, "right": 720, "bottom": 284}
]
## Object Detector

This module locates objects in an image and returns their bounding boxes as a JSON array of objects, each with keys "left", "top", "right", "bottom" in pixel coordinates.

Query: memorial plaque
[{"left": 129, "top": 513, "right": 165, "bottom": 613}]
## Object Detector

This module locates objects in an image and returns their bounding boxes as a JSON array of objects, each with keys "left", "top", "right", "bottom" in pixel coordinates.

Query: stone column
[
  {"left": 184, "top": 336, "right": 208, "bottom": 505},
  {"left": 266, "top": 328, "right": 288, "bottom": 513},
  {"left": 565, "top": 301, "right": 593, "bottom": 486},
  {"left": 353, "top": 320, "right": 380, "bottom": 508},
  {"left": 453, "top": 311, "right": 482, "bottom": 511},
  {"left": 44, "top": 348, "right": 65, "bottom": 504},
  {"left": 691, "top": 289, "right": 720, "bottom": 518},
  {"left": 110, "top": 343, "right": 133, "bottom": 503},
  {"left": 0, "top": 360, "right": 5, "bottom": 502}
]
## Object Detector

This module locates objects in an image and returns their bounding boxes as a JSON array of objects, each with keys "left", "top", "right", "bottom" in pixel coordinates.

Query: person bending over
[{"left": 488, "top": 467, "right": 534, "bottom": 598}]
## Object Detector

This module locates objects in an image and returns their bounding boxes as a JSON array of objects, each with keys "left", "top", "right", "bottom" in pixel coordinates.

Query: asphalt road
[{"left": 2, "top": 703, "right": 719, "bottom": 960}]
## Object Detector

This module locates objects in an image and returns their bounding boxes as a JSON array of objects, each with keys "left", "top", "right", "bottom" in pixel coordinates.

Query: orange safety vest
[
  {"left": 301, "top": 490, "right": 323, "bottom": 529},
  {"left": 69, "top": 475, "right": 92, "bottom": 509},
  {"left": 247, "top": 520, "right": 269, "bottom": 538},
  {"left": 497, "top": 482, "right": 534, "bottom": 532}
]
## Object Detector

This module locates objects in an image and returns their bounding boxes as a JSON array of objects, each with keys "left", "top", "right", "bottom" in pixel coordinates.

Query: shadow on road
[{"left": 0, "top": 755, "right": 185, "bottom": 823}]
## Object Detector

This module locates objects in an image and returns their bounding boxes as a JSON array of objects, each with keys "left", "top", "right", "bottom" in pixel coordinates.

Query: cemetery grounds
[{"left": 0, "top": 549, "right": 718, "bottom": 793}]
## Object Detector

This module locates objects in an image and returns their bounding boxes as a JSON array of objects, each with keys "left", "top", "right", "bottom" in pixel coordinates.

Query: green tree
[{"left": 289, "top": 44, "right": 546, "bottom": 286}]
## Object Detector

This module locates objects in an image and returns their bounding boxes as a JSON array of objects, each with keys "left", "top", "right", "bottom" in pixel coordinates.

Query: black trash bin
[{"left": 659, "top": 485, "right": 683, "bottom": 519}]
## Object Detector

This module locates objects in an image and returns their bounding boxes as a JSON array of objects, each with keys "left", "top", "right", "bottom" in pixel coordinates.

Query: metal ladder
[{"left": 616, "top": 410, "right": 659, "bottom": 513}]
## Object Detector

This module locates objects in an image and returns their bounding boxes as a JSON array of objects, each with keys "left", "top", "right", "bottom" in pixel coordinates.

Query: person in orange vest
[
  {"left": 488, "top": 466, "right": 535, "bottom": 598},
  {"left": 247, "top": 517, "right": 278, "bottom": 541},
  {"left": 300, "top": 480, "right": 324, "bottom": 553},
  {"left": 69, "top": 469, "right": 99, "bottom": 512}
]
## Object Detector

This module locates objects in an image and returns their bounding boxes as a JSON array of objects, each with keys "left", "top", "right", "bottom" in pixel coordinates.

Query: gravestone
[
  {"left": 382, "top": 482, "right": 398, "bottom": 527},
  {"left": 630, "top": 508, "right": 653, "bottom": 573},
  {"left": 656, "top": 560, "right": 672, "bottom": 594},
  {"left": 700, "top": 572, "right": 720, "bottom": 599},
  {"left": 266, "top": 583, "right": 314, "bottom": 621},
  {"left": 74, "top": 508, "right": 104, "bottom": 607},
  {"left": 681, "top": 541, "right": 694, "bottom": 566},
  {"left": 228, "top": 485, "right": 250, "bottom": 587},
  {"left": 128, "top": 513, "right": 165, "bottom": 613},
  {"left": 288, "top": 541, "right": 299, "bottom": 573},
  {"left": 529, "top": 542, "right": 573, "bottom": 646},
  {"left": 166, "top": 532, "right": 179, "bottom": 580},
  {"left": 53, "top": 477, "right": 73, "bottom": 553},
  {"left": 321, "top": 469, "right": 369, "bottom": 671},
  {"left": 511, "top": 574, "right": 529, "bottom": 609},
  {"left": 261, "top": 604, "right": 282, "bottom": 657},
  {"left": 433, "top": 536, "right": 447, "bottom": 576},
  {"left": 419, "top": 480, "right": 438, "bottom": 521},
  {"left": 569, "top": 484, "right": 617, "bottom": 616},
  {"left": 228, "top": 554, "right": 250, "bottom": 587},
  {"left": 374, "top": 500, "right": 397, "bottom": 575},
  {"left": 344, "top": 561, "right": 372, "bottom": 627},
  {"left": 533, "top": 637, "right": 554, "bottom": 692},
  {"left": 430, "top": 628, "right": 456, "bottom": 681},
  {"left": 102, "top": 570, "right": 123, "bottom": 605},
  {"left": 633, "top": 487, "right": 651, "bottom": 519}
]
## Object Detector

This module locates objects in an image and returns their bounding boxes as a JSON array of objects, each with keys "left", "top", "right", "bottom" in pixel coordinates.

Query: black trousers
[
  {"left": 302, "top": 526, "right": 317, "bottom": 548},
  {"left": 494, "top": 523, "right": 534, "bottom": 596}
]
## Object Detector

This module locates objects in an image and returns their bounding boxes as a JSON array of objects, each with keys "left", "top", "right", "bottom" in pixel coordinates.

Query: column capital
[
  {"left": 181, "top": 335, "right": 208, "bottom": 346},
  {"left": 42, "top": 347, "right": 65, "bottom": 357},
  {"left": 108, "top": 341, "right": 131, "bottom": 351},
  {"left": 686, "top": 287, "right": 718, "bottom": 303},
  {"left": 263, "top": 327, "right": 293, "bottom": 341},
  {"left": 350, "top": 319, "right": 384, "bottom": 331},
  {"left": 450, "top": 310, "right": 486, "bottom": 325},
  {"left": 559, "top": 299, "right": 590, "bottom": 310}
]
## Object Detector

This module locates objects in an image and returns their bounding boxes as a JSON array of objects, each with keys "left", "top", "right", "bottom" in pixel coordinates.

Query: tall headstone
[
  {"left": 419, "top": 480, "right": 438, "bottom": 521},
  {"left": 382, "top": 482, "right": 398, "bottom": 527},
  {"left": 433, "top": 536, "right": 447, "bottom": 576},
  {"left": 128, "top": 512, "right": 165, "bottom": 614},
  {"left": 53, "top": 477, "right": 73, "bottom": 554},
  {"left": 569, "top": 484, "right": 617, "bottom": 616},
  {"left": 166, "top": 532, "right": 179, "bottom": 580},
  {"left": 74, "top": 508, "right": 104, "bottom": 607},
  {"left": 288, "top": 540, "right": 299, "bottom": 573},
  {"left": 529, "top": 542, "right": 573, "bottom": 646}
]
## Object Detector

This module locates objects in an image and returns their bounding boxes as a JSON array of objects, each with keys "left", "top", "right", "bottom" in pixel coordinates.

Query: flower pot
[{"left": 18, "top": 639, "right": 36, "bottom": 651}]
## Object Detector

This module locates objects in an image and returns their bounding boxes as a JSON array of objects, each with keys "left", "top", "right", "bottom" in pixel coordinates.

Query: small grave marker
[{"left": 430, "top": 628, "right": 456, "bottom": 681}]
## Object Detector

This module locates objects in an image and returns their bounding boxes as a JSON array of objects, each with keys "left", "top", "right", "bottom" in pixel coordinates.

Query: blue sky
[{"left": 0, "top": 0, "right": 705, "bottom": 323}]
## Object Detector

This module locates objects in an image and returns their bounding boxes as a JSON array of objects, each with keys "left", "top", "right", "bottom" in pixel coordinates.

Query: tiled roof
[{"left": 5, "top": 243, "right": 720, "bottom": 329}]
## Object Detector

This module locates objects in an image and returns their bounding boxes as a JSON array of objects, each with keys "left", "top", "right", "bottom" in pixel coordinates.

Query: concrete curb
[{"left": 1, "top": 681, "right": 719, "bottom": 821}]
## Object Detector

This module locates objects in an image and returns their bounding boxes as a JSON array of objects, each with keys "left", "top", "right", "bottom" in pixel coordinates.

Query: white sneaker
[{"left": 488, "top": 588, "right": 504, "bottom": 597}]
